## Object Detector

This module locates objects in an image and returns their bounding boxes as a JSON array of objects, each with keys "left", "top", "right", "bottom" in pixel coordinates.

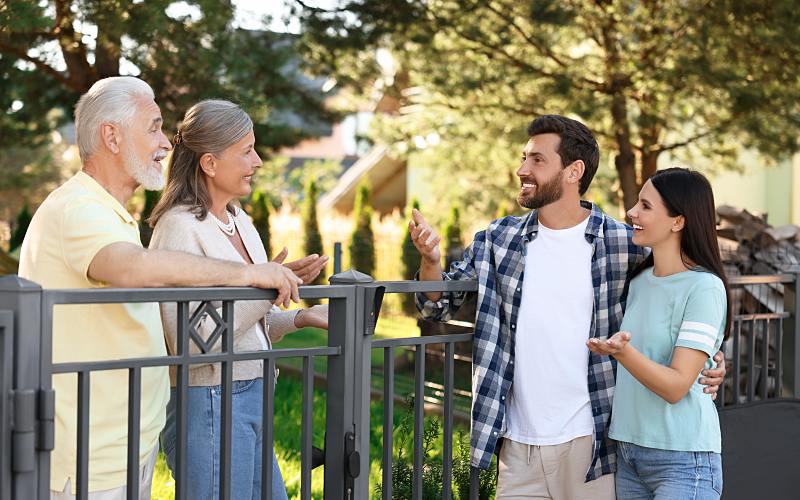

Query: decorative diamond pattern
[{"left": 187, "top": 301, "right": 226, "bottom": 353}]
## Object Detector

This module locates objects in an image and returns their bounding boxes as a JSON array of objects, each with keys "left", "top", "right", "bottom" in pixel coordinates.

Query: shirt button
[
  {"left": 516, "top": 287, "right": 521, "bottom": 292},
  {"left": 493, "top": 431, "right": 498, "bottom": 436},
  {"left": 511, "top": 324, "right": 516, "bottom": 329},
  {"left": 501, "top": 396, "right": 506, "bottom": 401},
  {"left": 509, "top": 360, "right": 514, "bottom": 365}
]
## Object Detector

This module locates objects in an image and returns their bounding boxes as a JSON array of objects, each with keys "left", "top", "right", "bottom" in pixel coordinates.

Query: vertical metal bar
[
  {"left": 301, "top": 356, "right": 314, "bottom": 500},
  {"left": 785, "top": 273, "right": 800, "bottom": 397},
  {"left": 0, "top": 311, "right": 13, "bottom": 500},
  {"left": 76, "top": 371, "right": 90, "bottom": 500},
  {"left": 469, "top": 466, "right": 480, "bottom": 500},
  {"left": 412, "top": 344, "right": 425, "bottom": 500},
  {"left": 126, "top": 367, "right": 142, "bottom": 500},
  {"left": 333, "top": 242, "right": 342, "bottom": 275},
  {"left": 747, "top": 318, "right": 756, "bottom": 401},
  {"left": 219, "top": 300, "right": 235, "bottom": 500},
  {"left": 761, "top": 319, "right": 770, "bottom": 399},
  {"left": 0, "top": 277, "right": 46, "bottom": 499},
  {"left": 442, "top": 342, "right": 455, "bottom": 500},
  {"left": 776, "top": 319, "right": 784, "bottom": 398},
  {"left": 324, "top": 291, "right": 356, "bottom": 500},
  {"left": 261, "top": 358, "right": 275, "bottom": 500},
  {"left": 174, "top": 301, "right": 189, "bottom": 500},
  {"left": 733, "top": 319, "right": 741, "bottom": 404},
  {"left": 382, "top": 347, "right": 394, "bottom": 500}
]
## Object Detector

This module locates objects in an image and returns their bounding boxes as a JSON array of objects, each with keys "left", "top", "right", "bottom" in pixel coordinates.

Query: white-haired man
[{"left": 18, "top": 77, "right": 321, "bottom": 499}]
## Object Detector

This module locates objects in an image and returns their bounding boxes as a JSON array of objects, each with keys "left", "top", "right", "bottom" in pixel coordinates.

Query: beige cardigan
[{"left": 149, "top": 205, "right": 299, "bottom": 386}]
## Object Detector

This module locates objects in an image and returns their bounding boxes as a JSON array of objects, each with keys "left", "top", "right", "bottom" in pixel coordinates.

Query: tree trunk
[
  {"left": 611, "top": 94, "right": 639, "bottom": 211},
  {"left": 641, "top": 150, "right": 660, "bottom": 183}
]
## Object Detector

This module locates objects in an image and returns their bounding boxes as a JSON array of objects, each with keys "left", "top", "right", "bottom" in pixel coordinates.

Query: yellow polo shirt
[{"left": 18, "top": 171, "right": 169, "bottom": 493}]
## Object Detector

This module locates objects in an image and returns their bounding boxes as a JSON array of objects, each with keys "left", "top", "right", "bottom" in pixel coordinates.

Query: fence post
[
  {"left": 328, "top": 270, "right": 375, "bottom": 499},
  {"left": 0, "top": 275, "right": 46, "bottom": 500},
  {"left": 784, "top": 273, "right": 800, "bottom": 397},
  {"left": 333, "top": 242, "right": 342, "bottom": 275}
]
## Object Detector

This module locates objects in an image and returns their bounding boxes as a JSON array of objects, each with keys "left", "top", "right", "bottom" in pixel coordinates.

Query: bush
[
  {"left": 376, "top": 394, "right": 497, "bottom": 499},
  {"left": 8, "top": 204, "right": 32, "bottom": 252},
  {"left": 400, "top": 198, "right": 422, "bottom": 314},
  {"left": 303, "top": 180, "right": 325, "bottom": 304},
  {"left": 443, "top": 206, "right": 464, "bottom": 269},
  {"left": 348, "top": 182, "right": 375, "bottom": 276},
  {"left": 139, "top": 190, "right": 161, "bottom": 248},
  {"left": 249, "top": 189, "right": 272, "bottom": 258}
]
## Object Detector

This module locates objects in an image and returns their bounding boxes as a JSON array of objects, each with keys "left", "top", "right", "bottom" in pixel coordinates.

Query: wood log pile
[{"left": 717, "top": 205, "right": 800, "bottom": 275}]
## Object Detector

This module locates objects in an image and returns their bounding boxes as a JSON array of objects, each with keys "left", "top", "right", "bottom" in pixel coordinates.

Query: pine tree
[
  {"left": 400, "top": 198, "right": 422, "bottom": 314},
  {"left": 348, "top": 182, "right": 375, "bottom": 277},
  {"left": 443, "top": 206, "right": 463, "bottom": 269},
  {"left": 303, "top": 181, "right": 325, "bottom": 304},
  {"left": 250, "top": 190, "right": 273, "bottom": 259}
]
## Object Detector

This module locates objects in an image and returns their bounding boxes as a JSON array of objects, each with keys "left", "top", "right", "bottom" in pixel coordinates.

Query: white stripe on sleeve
[
  {"left": 680, "top": 321, "right": 718, "bottom": 337},
  {"left": 677, "top": 331, "right": 717, "bottom": 348}
]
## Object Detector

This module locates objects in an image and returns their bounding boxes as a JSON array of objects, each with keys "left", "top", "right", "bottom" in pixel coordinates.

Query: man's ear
[
  {"left": 567, "top": 160, "right": 585, "bottom": 187},
  {"left": 100, "top": 123, "right": 122, "bottom": 154},
  {"left": 672, "top": 215, "right": 685, "bottom": 232},
  {"left": 199, "top": 153, "right": 216, "bottom": 178}
]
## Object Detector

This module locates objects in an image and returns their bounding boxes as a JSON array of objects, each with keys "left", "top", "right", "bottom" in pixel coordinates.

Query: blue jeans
[
  {"left": 616, "top": 441, "right": 723, "bottom": 500},
  {"left": 160, "top": 378, "right": 288, "bottom": 500}
]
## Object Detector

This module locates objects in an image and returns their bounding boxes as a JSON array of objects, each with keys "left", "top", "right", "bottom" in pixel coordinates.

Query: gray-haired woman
[{"left": 149, "top": 99, "right": 328, "bottom": 500}]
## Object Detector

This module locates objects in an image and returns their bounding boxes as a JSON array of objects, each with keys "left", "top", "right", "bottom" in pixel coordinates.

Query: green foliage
[
  {"left": 296, "top": 0, "right": 800, "bottom": 212},
  {"left": 8, "top": 205, "right": 32, "bottom": 252},
  {"left": 400, "top": 198, "right": 422, "bottom": 314},
  {"left": 139, "top": 190, "right": 161, "bottom": 248},
  {"left": 302, "top": 180, "right": 325, "bottom": 303},
  {"left": 349, "top": 182, "right": 375, "bottom": 276},
  {"left": 248, "top": 189, "right": 272, "bottom": 259},
  {"left": 443, "top": 206, "right": 463, "bottom": 268},
  {"left": 0, "top": 1, "right": 338, "bottom": 153},
  {"left": 375, "top": 394, "right": 497, "bottom": 499}
]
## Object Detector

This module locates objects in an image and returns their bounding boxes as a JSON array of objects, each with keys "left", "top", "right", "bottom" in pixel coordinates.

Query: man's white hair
[{"left": 74, "top": 77, "right": 154, "bottom": 162}]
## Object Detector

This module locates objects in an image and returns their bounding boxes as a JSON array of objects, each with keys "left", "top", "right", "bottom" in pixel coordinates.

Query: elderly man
[{"left": 18, "top": 76, "right": 323, "bottom": 499}]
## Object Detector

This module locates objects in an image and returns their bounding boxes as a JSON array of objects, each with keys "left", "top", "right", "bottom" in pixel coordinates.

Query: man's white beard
[{"left": 123, "top": 147, "right": 164, "bottom": 190}]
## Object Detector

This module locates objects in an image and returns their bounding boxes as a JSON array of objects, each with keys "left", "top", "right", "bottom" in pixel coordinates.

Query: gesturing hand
[
  {"left": 249, "top": 262, "right": 302, "bottom": 308},
  {"left": 272, "top": 247, "right": 329, "bottom": 284},
  {"left": 408, "top": 209, "right": 441, "bottom": 265},
  {"left": 294, "top": 304, "right": 329, "bottom": 330},
  {"left": 587, "top": 331, "right": 632, "bottom": 357}
]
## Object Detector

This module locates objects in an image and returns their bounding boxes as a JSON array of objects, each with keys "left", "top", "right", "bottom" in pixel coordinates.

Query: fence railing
[{"left": 0, "top": 271, "right": 798, "bottom": 500}]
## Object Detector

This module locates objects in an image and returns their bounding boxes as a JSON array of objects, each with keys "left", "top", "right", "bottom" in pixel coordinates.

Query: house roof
[{"left": 318, "top": 145, "right": 406, "bottom": 214}]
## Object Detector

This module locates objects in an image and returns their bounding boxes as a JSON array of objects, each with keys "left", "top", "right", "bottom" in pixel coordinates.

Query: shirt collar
[
  {"left": 522, "top": 200, "right": 605, "bottom": 243},
  {"left": 73, "top": 171, "right": 137, "bottom": 225}
]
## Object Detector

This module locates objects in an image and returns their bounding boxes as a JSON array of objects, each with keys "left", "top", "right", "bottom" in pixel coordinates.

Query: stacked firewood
[{"left": 717, "top": 205, "right": 800, "bottom": 275}]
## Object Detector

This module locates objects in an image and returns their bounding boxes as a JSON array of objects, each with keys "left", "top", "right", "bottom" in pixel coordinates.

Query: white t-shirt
[{"left": 505, "top": 216, "right": 595, "bottom": 446}]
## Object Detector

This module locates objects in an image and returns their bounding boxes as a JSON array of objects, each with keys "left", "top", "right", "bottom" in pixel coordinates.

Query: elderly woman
[{"left": 149, "top": 99, "right": 328, "bottom": 500}]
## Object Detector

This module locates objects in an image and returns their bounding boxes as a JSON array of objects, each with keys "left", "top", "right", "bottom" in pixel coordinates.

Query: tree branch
[{"left": 0, "top": 41, "right": 74, "bottom": 89}]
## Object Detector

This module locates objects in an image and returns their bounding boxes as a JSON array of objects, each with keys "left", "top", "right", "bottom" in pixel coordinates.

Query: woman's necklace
[{"left": 209, "top": 209, "right": 236, "bottom": 236}]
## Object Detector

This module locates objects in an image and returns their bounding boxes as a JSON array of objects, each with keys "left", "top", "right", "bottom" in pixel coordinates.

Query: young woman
[
  {"left": 149, "top": 100, "right": 329, "bottom": 500},
  {"left": 587, "top": 167, "right": 731, "bottom": 499}
]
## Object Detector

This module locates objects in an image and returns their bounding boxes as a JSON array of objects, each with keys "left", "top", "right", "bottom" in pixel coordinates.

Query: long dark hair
[
  {"left": 148, "top": 100, "right": 253, "bottom": 227},
  {"left": 629, "top": 167, "right": 732, "bottom": 338}
]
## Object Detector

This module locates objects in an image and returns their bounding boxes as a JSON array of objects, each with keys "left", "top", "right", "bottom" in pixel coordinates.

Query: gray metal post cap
[{"left": 328, "top": 269, "right": 374, "bottom": 284}]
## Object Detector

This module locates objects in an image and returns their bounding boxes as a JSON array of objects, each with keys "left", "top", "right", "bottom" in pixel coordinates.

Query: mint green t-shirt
[{"left": 609, "top": 267, "right": 727, "bottom": 453}]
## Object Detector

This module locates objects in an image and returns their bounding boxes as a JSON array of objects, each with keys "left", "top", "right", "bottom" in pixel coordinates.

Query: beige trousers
[
  {"left": 50, "top": 446, "right": 158, "bottom": 500},
  {"left": 496, "top": 435, "right": 615, "bottom": 500}
]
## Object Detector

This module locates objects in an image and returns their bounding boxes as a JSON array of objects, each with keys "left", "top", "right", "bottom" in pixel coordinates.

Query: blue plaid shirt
[{"left": 417, "top": 202, "right": 647, "bottom": 481}]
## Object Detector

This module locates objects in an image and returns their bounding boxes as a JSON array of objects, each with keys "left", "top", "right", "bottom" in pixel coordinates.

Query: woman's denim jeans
[
  {"left": 160, "top": 378, "right": 288, "bottom": 500},
  {"left": 616, "top": 441, "right": 723, "bottom": 500}
]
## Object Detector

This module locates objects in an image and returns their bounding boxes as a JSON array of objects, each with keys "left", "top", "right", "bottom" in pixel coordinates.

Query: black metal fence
[{"left": 0, "top": 271, "right": 798, "bottom": 500}]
